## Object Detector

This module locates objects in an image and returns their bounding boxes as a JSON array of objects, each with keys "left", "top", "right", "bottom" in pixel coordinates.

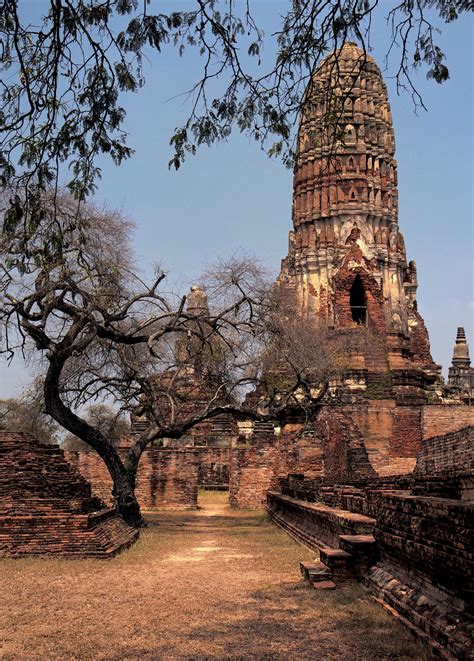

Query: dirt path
[{"left": 1, "top": 491, "right": 428, "bottom": 660}]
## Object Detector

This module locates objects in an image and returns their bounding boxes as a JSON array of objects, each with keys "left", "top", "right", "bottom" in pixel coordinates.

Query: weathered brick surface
[
  {"left": 273, "top": 467, "right": 474, "bottom": 659},
  {"left": 422, "top": 405, "right": 474, "bottom": 438},
  {"left": 415, "top": 426, "right": 474, "bottom": 476},
  {"left": 365, "top": 492, "right": 473, "bottom": 660},
  {"left": 65, "top": 448, "right": 200, "bottom": 509},
  {"left": 0, "top": 432, "right": 138, "bottom": 558},
  {"left": 315, "top": 408, "right": 376, "bottom": 481},
  {"left": 390, "top": 406, "right": 422, "bottom": 458},
  {"left": 136, "top": 449, "right": 200, "bottom": 509},
  {"left": 277, "top": 424, "right": 324, "bottom": 478},
  {"left": 267, "top": 491, "right": 375, "bottom": 549},
  {"left": 229, "top": 445, "right": 281, "bottom": 509},
  {"left": 196, "top": 447, "right": 230, "bottom": 488},
  {"left": 329, "top": 401, "right": 421, "bottom": 475}
]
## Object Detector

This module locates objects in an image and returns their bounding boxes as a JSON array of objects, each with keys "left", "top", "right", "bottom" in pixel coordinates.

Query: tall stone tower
[{"left": 278, "top": 43, "right": 437, "bottom": 375}]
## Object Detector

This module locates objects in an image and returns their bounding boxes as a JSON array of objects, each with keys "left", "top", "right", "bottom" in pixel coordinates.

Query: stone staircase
[
  {"left": 300, "top": 533, "right": 379, "bottom": 590},
  {"left": 267, "top": 491, "right": 378, "bottom": 589}
]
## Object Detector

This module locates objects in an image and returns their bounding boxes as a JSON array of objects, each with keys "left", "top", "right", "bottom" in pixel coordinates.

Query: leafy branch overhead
[{"left": 1, "top": 0, "right": 470, "bottom": 238}]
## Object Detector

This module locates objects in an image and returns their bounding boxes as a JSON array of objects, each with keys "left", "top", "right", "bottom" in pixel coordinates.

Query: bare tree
[
  {"left": 0, "top": 192, "right": 271, "bottom": 525},
  {"left": 1, "top": 190, "right": 368, "bottom": 525},
  {"left": 62, "top": 403, "right": 131, "bottom": 450}
]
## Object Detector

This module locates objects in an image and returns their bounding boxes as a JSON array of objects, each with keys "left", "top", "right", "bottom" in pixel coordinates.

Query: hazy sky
[{"left": 1, "top": 1, "right": 473, "bottom": 397}]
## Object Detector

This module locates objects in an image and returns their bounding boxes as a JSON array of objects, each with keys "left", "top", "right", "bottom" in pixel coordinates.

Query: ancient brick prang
[
  {"left": 0, "top": 432, "right": 138, "bottom": 558},
  {"left": 277, "top": 42, "right": 438, "bottom": 375}
]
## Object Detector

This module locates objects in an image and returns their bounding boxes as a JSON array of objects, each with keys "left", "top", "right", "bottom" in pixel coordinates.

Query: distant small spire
[{"left": 452, "top": 327, "right": 470, "bottom": 364}]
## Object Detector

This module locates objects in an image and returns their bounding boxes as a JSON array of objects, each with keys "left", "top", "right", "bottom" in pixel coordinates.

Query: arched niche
[
  {"left": 350, "top": 275, "right": 367, "bottom": 324},
  {"left": 347, "top": 156, "right": 356, "bottom": 172},
  {"left": 345, "top": 124, "right": 356, "bottom": 145}
]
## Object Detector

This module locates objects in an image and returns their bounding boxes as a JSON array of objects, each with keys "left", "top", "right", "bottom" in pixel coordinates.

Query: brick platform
[
  {"left": 0, "top": 432, "right": 138, "bottom": 558},
  {"left": 266, "top": 491, "right": 375, "bottom": 550},
  {"left": 270, "top": 454, "right": 473, "bottom": 660},
  {"left": 365, "top": 492, "right": 473, "bottom": 661}
]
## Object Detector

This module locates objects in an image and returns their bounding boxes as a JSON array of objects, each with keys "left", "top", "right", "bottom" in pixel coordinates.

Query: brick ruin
[
  {"left": 1, "top": 40, "right": 472, "bottom": 660},
  {"left": 260, "top": 43, "right": 473, "bottom": 659},
  {"left": 268, "top": 423, "right": 473, "bottom": 660},
  {"left": 0, "top": 432, "right": 138, "bottom": 558}
]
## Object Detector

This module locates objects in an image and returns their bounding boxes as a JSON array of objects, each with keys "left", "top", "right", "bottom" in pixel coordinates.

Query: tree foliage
[
  {"left": 0, "top": 379, "right": 60, "bottom": 444},
  {"left": 1, "top": 0, "right": 471, "bottom": 253}
]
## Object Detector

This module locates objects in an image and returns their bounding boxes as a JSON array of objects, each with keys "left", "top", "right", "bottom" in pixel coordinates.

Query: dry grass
[{"left": 0, "top": 490, "right": 430, "bottom": 660}]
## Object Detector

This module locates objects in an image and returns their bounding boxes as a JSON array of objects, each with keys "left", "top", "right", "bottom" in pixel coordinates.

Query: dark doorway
[{"left": 350, "top": 275, "right": 367, "bottom": 324}]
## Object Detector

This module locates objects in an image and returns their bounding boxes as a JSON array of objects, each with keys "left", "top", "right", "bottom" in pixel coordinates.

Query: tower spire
[{"left": 277, "top": 42, "right": 436, "bottom": 370}]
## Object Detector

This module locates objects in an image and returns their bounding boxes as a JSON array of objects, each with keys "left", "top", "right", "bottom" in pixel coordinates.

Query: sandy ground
[{"left": 0, "top": 491, "right": 429, "bottom": 660}]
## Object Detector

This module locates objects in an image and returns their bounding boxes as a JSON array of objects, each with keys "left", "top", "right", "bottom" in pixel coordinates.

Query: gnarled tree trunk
[{"left": 44, "top": 359, "right": 143, "bottom": 527}]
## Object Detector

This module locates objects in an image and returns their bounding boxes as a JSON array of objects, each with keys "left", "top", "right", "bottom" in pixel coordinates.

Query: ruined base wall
[
  {"left": 65, "top": 448, "right": 201, "bottom": 510},
  {"left": 365, "top": 492, "right": 473, "bottom": 661},
  {"left": 269, "top": 425, "right": 474, "bottom": 660},
  {"left": 416, "top": 425, "right": 473, "bottom": 474},
  {"left": 229, "top": 446, "right": 281, "bottom": 509},
  {"left": 422, "top": 405, "right": 474, "bottom": 438},
  {"left": 1, "top": 432, "right": 138, "bottom": 558}
]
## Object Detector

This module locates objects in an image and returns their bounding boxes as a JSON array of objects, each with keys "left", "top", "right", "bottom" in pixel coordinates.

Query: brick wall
[
  {"left": 1, "top": 432, "right": 138, "bottom": 558},
  {"left": 196, "top": 447, "right": 230, "bottom": 487},
  {"left": 277, "top": 424, "right": 323, "bottom": 479},
  {"left": 415, "top": 426, "right": 474, "bottom": 476},
  {"left": 422, "top": 405, "right": 474, "bottom": 438},
  {"left": 390, "top": 406, "right": 422, "bottom": 457},
  {"left": 342, "top": 401, "right": 394, "bottom": 473},
  {"left": 65, "top": 447, "right": 200, "bottom": 510},
  {"left": 229, "top": 446, "right": 281, "bottom": 509},
  {"left": 366, "top": 492, "right": 473, "bottom": 660}
]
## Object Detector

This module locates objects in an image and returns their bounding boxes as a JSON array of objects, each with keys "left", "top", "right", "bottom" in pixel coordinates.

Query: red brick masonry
[
  {"left": 267, "top": 425, "right": 474, "bottom": 660},
  {"left": 0, "top": 432, "right": 138, "bottom": 558},
  {"left": 65, "top": 447, "right": 201, "bottom": 509}
]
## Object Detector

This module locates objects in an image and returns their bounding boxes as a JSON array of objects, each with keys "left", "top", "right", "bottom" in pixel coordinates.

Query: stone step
[
  {"left": 320, "top": 547, "right": 352, "bottom": 567},
  {"left": 338, "top": 534, "right": 378, "bottom": 558},
  {"left": 312, "top": 580, "right": 336, "bottom": 590},
  {"left": 338, "top": 534, "right": 379, "bottom": 575},
  {"left": 319, "top": 547, "right": 355, "bottom": 581},
  {"left": 300, "top": 560, "right": 332, "bottom": 583}
]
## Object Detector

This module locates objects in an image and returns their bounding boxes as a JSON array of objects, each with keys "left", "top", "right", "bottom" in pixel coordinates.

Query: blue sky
[{"left": 1, "top": 1, "right": 473, "bottom": 396}]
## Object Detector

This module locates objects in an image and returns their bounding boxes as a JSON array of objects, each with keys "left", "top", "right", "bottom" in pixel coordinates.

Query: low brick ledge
[
  {"left": 266, "top": 491, "right": 376, "bottom": 551},
  {"left": 267, "top": 492, "right": 376, "bottom": 528}
]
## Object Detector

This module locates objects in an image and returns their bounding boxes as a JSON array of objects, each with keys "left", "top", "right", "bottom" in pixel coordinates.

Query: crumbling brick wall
[
  {"left": 415, "top": 426, "right": 474, "bottom": 475},
  {"left": 229, "top": 446, "right": 282, "bottom": 509},
  {"left": 65, "top": 447, "right": 200, "bottom": 509},
  {"left": 390, "top": 406, "right": 422, "bottom": 457},
  {"left": 422, "top": 405, "right": 474, "bottom": 438},
  {"left": 1, "top": 432, "right": 138, "bottom": 558},
  {"left": 315, "top": 408, "right": 377, "bottom": 482},
  {"left": 196, "top": 447, "right": 230, "bottom": 488},
  {"left": 277, "top": 424, "right": 324, "bottom": 479},
  {"left": 366, "top": 492, "right": 473, "bottom": 660}
]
